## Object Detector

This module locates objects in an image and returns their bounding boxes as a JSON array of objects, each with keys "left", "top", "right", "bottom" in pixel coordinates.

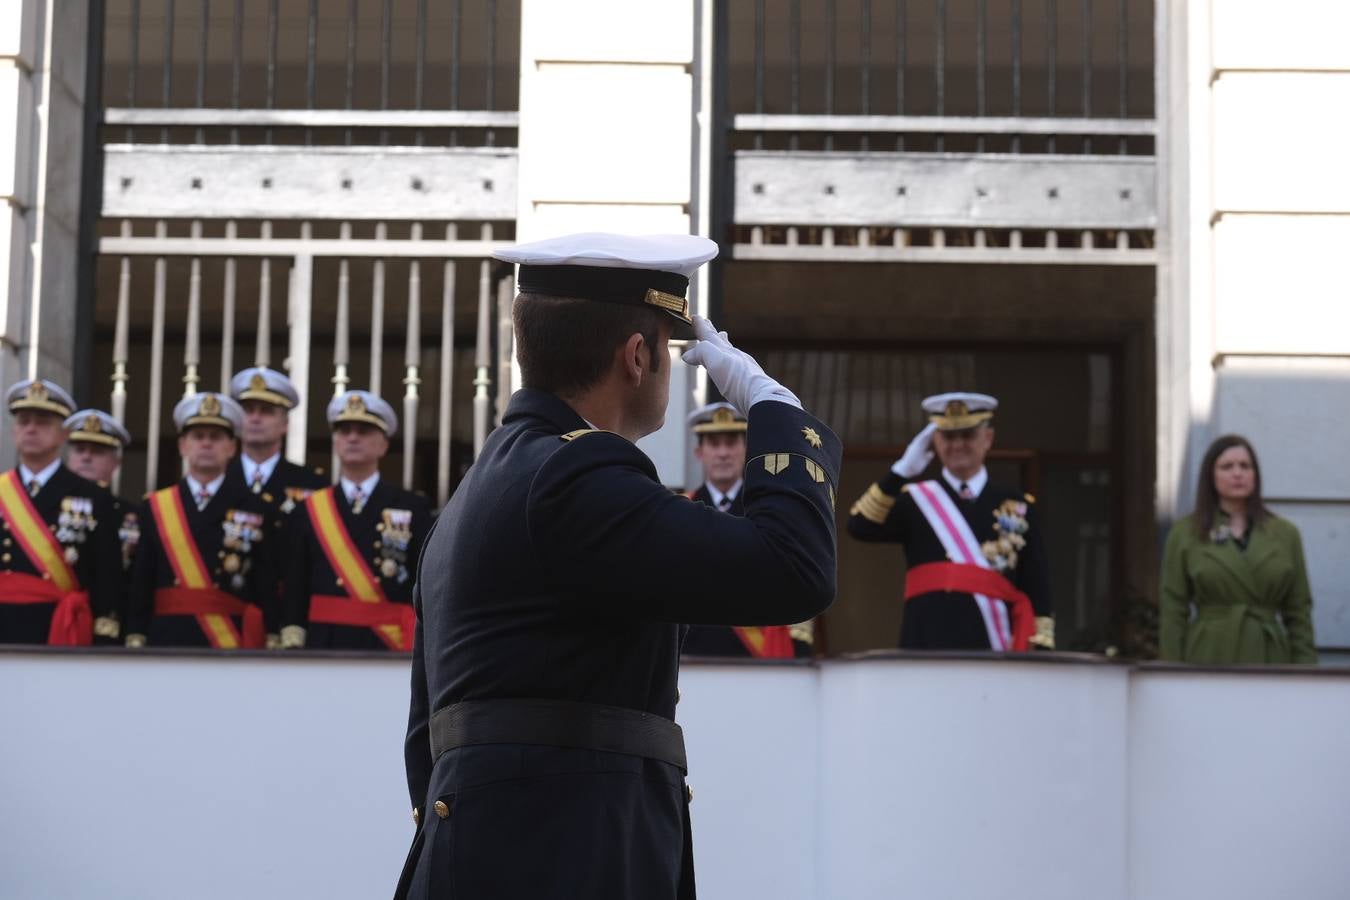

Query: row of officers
[{"left": 0, "top": 371, "right": 1055, "bottom": 655}]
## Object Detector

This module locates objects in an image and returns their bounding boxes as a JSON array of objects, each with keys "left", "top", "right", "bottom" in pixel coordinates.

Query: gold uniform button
[
  {"left": 433, "top": 800, "right": 450, "bottom": 819},
  {"left": 335, "top": 577, "right": 344, "bottom": 587},
  {"left": 1, "top": 553, "right": 10, "bottom": 563},
  {"left": 412, "top": 807, "right": 421, "bottom": 827}
]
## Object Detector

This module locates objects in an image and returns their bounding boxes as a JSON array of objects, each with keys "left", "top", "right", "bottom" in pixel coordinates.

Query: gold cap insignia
[
  {"left": 713, "top": 408, "right": 735, "bottom": 426},
  {"left": 200, "top": 394, "right": 221, "bottom": 417},
  {"left": 27, "top": 383, "right": 48, "bottom": 402},
  {"left": 249, "top": 373, "right": 267, "bottom": 391},
  {"left": 86, "top": 414, "right": 102, "bottom": 433},
  {"left": 346, "top": 394, "right": 367, "bottom": 415},
  {"left": 945, "top": 400, "right": 970, "bottom": 418},
  {"left": 802, "top": 426, "right": 823, "bottom": 449}
]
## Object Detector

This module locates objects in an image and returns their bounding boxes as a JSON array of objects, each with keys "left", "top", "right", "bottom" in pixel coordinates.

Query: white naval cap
[
  {"left": 64, "top": 409, "right": 132, "bottom": 449},
  {"left": 327, "top": 390, "right": 398, "bottom": 437},
  {"left": 6, "top": 378, "right": 76, "bottom": 419},
  {"left": 686, "top": 401, "right": 747, "bottom": 435},
  {"left": 494, "top": 232, "right": 719, "bottom": 332},
  {"left": 173, "top": 392, "right": 243, "bottom": 434},
  {"left": 922, "top": 392, "right": 999, "bottom": 431},
  {"left": 230, "top": 366, "right": 300, "bottom": 409}
]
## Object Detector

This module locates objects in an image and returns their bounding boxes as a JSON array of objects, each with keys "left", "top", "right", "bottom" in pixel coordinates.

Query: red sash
[
  {"left": 0, "top": 471, "right": 91, "bottom": 645},
  {"left": 305, "top": 488, "right": 410, "bottom": 651},
  {"left": 154, "top": 587, "right": 266, "bottom": 649},
  {"left": 732, "top": 626, "right": 795, "bottom": 659},
  {"left": 904, "top": 561, "right": 1036, "bottom": 652}
]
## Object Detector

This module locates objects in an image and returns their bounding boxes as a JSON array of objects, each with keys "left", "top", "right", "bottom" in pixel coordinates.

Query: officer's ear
[{"left": 620, "top": 331, "right": 646, "bottom": 385}]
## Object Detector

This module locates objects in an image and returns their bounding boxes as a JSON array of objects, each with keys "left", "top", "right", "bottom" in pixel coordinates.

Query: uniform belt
[{"left": 429, "top": 699, "right": 688, "bottom": 774}]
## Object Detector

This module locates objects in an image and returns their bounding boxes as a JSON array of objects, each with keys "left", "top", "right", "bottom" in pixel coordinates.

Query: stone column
[
  {"left": 514, "top": 0, "right": 708, "bottom": 487},
  {"left": 0, "top": 0, "right": 92, "bottom": 467}
]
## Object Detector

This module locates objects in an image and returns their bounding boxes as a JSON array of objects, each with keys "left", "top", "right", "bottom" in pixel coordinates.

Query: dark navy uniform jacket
[
  {"left": 281, "top": 476, "right": 432, "bottom": 650},
  {"left": 847, "top": 469, "right": 1051, "bottom": 649},
  {"left": 126, "top": 477, "right": 278, "bottom": 646},
  {"left": 399, "top": 389, "right": 840, "bottom": 900},
  {"left": 0, "top": 464, "right": 121, "bottom": 644}
]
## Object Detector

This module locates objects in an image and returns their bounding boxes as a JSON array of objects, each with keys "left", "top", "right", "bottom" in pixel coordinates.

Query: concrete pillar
[
  {"left": 0, "top": 0, "right": 92, "bottom": 467},
  {"left": 1162, "top": 0, "right": 1350, "bottom": 650},
  {"left": 514, "top": 0, "right": 710, "bottom": 487}
]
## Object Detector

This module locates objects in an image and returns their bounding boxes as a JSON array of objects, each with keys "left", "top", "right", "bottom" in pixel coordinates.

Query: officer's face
[
  {"left": 334, "top": 422, "right": 389, "bottom": 468},
  {"left": 240, "top": 400, "right": 289, "bottom": 449},
  {"left": 932, "top": 424, "right": 994, "bottom": 477},
  {"left": 1213, "top": 445, "right": 1256, "bottom": 502},
  {"left": 695, "top": 433, "right": 747, "bottom": 486},
  {"left": 67, "top": 442, "right": 120, "bottom": 484},
  {"left": 12, "top": 411, "right": 67, "bottom": 461},
  {"left": 177, "top": 425, "right": 237, "bottom": 477}
]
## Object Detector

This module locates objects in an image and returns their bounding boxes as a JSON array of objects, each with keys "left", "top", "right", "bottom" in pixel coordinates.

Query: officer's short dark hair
[{"left": 513, "top": 292, "right": 666, "bottom": 397}]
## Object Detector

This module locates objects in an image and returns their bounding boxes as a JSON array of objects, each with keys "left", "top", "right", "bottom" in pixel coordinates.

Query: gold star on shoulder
[{"left": 802, "top": 426, "right": 823, "bottom": 449}]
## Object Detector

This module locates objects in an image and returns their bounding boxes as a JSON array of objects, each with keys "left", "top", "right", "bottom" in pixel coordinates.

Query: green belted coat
[{"left": 1159, "top": 513, "right": 1317, "bottom": 664}]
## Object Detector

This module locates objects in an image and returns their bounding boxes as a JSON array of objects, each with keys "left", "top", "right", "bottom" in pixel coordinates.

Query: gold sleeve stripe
[
  {"left": 849, "top": 483, "right": 896, "bottom": 524},
  {"left": 1030, "top": 616, "right": 1055, "bottom": 650}
]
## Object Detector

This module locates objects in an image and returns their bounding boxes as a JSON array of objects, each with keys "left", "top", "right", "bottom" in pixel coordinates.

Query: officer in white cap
[
  {"left": 279, "top": 389, "right": 431, "bottom": 651},
  {"left": 396, "top": 233, "right": 841, "bottom": 900},
  {"left": 680, "top": 401, "right": 814, "bottom": 659},
  {"left": 0, "top": 380, "right": 121, "bottom": 645},
  {"left": 64, "top": 408, "right": 139, "bottom": 642},
  {"left": 125, "top": 392, "right": 278, "bottom": 649},
  {"left": 227, "top": 365, "right": 325, "bottom": 497},
  {"left": 847, "top": 392, "right": 1053, "bottom": 652}
]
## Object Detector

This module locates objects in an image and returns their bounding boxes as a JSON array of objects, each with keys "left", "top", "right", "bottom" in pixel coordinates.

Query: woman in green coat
[{"left": 1159, "top": 434, "right": 1317, "bottom": 664}]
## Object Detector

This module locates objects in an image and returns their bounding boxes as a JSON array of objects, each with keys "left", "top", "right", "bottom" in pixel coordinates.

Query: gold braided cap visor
[{"left": 517, "top": 264, "right": 693, "bottom": 331}]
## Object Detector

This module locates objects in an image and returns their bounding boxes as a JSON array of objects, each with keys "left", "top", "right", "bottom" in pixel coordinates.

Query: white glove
[
  {"left": 680, "top": 315, "right": 801, "bottom": 414},
  {"left": 891, "top": 423, "right": 938, "bottom": 478}
]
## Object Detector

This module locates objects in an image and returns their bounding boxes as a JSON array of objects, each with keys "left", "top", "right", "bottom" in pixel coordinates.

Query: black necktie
[
  {"left": 27, "top": 479, "right": 40, "bottom": 498},
  {"left": 959, "top": 482, "right": 974, "bottom": 500}
]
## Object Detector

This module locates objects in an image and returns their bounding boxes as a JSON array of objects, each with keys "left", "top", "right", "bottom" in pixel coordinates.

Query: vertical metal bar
[
  {"left": 415, "top": 0, "right": 427, "bottom": 146},
  {"left": 437, "top": 224, "right": 457, "bottom": 507},
  {"left": 184, "top": 220, "right": 203, "bottom": 396},
  {"left": 753, "top": 0, "right": 764, "bottom": 150},
  {"left": 160, "top": 0, "right": 175, "bottom": 143},
  {"left": 111, "top": 222, "right": 133, "bottom": 494},
  {"left": 257, "top": 221, "right": 273, "bottom": 366},
  {"left": 860, "top": 0, "right": 871, "bottom": 151},
  {"left": 895, "top": 0, "right": 905, "bottom": 151},
  {"left": 370, "top": 222, "right": 387, "bottom": 395},
  {"left": 230, "top": 0, "right": 242, "bottom": 143},
  {"left": 266, "top": 0, "right": 278, "bottom": 143},
  {"left": 333, "top": 222, "right": 353, "bottom": 479},
  {"left": 824, "top": 0, "right": 835, "bottom": 151},
  {"left": 450, "top": 0, "right": 463, "bottom": 108},
  {"left": 1047, "top": 0, "right": 1057, "bottom": 152},
  {"left": 1118, "top": 0, "right": 1128, "bottom": 153},
  {"left": 380, "top": 0, "right": 392, "bottom": 147},
  {"left": 789, "top": 0, "right": 800, "bottom": 150},
  {"left": 403, "top": 224, "right": 423, "bottom": 490},
  {"left": 306, "top": 0, "right": 318, "bottom": 146},
  {"left": 976, "top": 0, "right": 985, "bottom": 150},
  {"left": 286, "top": 244, "right": 313, "bottom": 464},
  {"left": 1083, "top": 0, "right": 1093, "bottom": 152},
  {"left": 345, "top": 0, "right": 357, "bottom": 146},
  {"left": 473, "top": 225, "right": 493, "bottom": 458},
  {"left": 485, "top": 0, "right": 498, "bottom": 146},
  {"left": 934, "top": 0, "right": 944, "bottom": 151},
  {"left": 146, "top": 220, "right": 168, "bottom": 488},
  {"left": 1011, "top": 0, "right": 1022, "bottom": 151},
  {"left": 220, "top": 221, "right": 237, "bottom": 386},
  {"left": 195, "top": 0, "right": 208, "bottom": 143}
]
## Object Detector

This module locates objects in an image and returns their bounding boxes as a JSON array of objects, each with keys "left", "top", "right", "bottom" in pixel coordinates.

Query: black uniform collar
[{"left": 502, "top": 388, "right": 590, "bottom": 435}]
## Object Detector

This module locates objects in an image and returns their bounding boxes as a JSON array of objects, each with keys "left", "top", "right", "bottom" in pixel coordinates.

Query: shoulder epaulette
[{"left": 560, "top": 429, "right": 599, "bottom": 442}]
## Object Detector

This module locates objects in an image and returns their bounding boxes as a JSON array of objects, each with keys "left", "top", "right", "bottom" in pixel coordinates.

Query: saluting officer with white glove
[
  {"left": 891, "top": 422, "right": 939, "bottom": 479},
  {"left": 679, "top": 315, "right": 801, "bottom": 413}
]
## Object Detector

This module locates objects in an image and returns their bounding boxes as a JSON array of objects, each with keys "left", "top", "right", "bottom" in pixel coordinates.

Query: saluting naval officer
[
  {"left": 279, "top": 390, "right": 431, "bottom": 651},
  {"left": 847, "top": 392, "right": 1053, "bottom": 651},
  {"left": 397, "top": 233, "right": 842, "bottom": 900},
  {"left": 680, "top": 401, "right": 814, "bottom": 659},
  {"left": 124, "top": 393, "right": 277, "bottom": 649},
  {"left": 0, "top": 380, "right": 121, "bottom": 645},
  {"left": 227, "top": 366, "right": 327, "bottom": 644},
  {"left": 63, "top": 408, "right": 139, "bottom": 643}
]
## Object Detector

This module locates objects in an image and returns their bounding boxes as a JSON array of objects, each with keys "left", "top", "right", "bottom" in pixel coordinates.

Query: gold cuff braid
[
  {"left": 280, "top": 625, "right": 307, "bottom": 649},
  {"left": 125, "top": 633, "right": 147, "bottom": 648},
  {"left": 789, "top": 620, "right": 815, "bottom": 645},
  {"left": 849, "top": 483, "right": 897, "bottom": 525},
  {"left": 1030, "top": 616, "right": 1055, "bottom": 650},
  {"left": 265, "top": 633, "right": 282, "bottom": 651},
  {"left": 94, "top": 616, "right": 121, "bottom": 639}
]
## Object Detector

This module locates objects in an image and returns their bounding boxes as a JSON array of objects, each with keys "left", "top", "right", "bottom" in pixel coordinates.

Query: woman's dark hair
[
  {"left": 513, "top": 292, "right": 665, "bottom": 398},
  {"left": 1192, "top": 434, "right": 1272, "bottom": 538}
]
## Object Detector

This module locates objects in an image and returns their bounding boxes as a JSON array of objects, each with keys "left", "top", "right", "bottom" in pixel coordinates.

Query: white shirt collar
[
  {"left": 18, "top": 458, "right": 62, "bottom": 489},
  {"left": 341, "top": 472, "right": 381, "bottom": 504},
  {"left": 706, "top": 478, "right": 743, "bottom": 509},
  {"left": 186, "top": 473, "right": 226, "bottom": 501},
  {"left": 942, "top": 467, "right": 988, "bottom": 499},
  {"left": 242, "top": 452, "right": 282, "bottom": 487}
]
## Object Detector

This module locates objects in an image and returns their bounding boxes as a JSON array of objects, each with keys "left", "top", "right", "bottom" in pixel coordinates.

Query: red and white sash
[{"left": 907, "top": 480, "right": 1012, "bottom": 651}]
